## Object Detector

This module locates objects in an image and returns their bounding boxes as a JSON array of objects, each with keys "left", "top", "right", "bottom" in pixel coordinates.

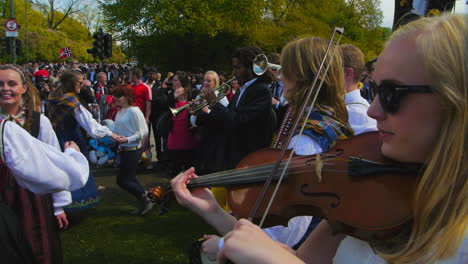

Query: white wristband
[{"left": 218, "top": 237, "right": 224, "bottom": 249}]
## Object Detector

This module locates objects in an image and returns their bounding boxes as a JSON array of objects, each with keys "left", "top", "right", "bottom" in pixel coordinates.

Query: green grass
[{"left": 61, "top": 171, "right": 215, "bottom": 264}]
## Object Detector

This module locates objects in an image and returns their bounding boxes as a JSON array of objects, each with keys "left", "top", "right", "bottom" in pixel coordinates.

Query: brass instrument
[
  {"left": 169, "top": 77, "right": 236, "bottom": 116},
  {"left": 253, "top": 54, "right": 281, "bottom": 76}
]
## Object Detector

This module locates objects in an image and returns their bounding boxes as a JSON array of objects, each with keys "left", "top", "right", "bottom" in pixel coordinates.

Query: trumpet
[
  {"left": 253, "top": 54, "right": 281, "bottom": 75},
  {"left": 169, "top": 77, "right": 236, "bottom": 116}
]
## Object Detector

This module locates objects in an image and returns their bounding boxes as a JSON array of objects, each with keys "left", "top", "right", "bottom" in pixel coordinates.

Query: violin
[{"left": 149, "top": 132, "right": 422, "bottom": 242}]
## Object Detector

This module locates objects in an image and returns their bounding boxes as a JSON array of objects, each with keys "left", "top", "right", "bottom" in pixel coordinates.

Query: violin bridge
[{"left": 315, "top": 153, "right": 323, "bottom": 183}]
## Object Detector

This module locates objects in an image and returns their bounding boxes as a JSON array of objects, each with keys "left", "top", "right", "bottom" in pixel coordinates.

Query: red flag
[{"left": 59, "top": 47, "right": 73, "bottom": 59}]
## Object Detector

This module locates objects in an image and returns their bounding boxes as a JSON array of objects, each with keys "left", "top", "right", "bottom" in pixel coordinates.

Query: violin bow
[{"left": 248, "top": 27, "right": 345, "bottom": 227}]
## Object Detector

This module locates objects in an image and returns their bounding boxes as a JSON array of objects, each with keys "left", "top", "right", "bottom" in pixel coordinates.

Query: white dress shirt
[
  {"left": 345, "top": 89, "right": 377, "bottom": 135},
  {"left": 235, "top": 78, "right": 257, "bottom": 108}
]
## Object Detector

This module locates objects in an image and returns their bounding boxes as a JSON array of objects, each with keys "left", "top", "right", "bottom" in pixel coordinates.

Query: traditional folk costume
[
  {"left": 48, "top": 93, "right": 113, "bottom": 212},
  {"left": 264, "top": 106, "right": 354, "bottom": 249},
  {"left": 0, "top": 109, "right": 83, "bottom": 264}
]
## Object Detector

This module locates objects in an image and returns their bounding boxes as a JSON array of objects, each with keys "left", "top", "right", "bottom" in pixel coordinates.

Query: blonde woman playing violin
[{"left": 217, "top": 14, "right": 468, "bottom": 264}]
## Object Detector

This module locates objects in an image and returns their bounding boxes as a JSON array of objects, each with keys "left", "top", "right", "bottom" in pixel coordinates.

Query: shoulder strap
[
  {"left": 0, "top": 119, "right": 8, "bottom": 164},
  {"left": 31, "top": 111, "right": 41, "bottom": 139}
]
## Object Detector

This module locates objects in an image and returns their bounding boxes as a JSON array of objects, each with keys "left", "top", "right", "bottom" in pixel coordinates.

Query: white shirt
[
  {"left": 74, "top": 105, "right": 113, "bottom": 138},
  {"left": 345, "top": 89, "right": 377, "bottom": 135},
  {"left": 236, "top": 78, "right": 257, "bottom": 108},
  {"left": 36, "top": 115, "right": 72, "bottom": 215},
  {"left": 334, "top": 234, "right": 468, "bottom": 264},
  {"left": 0, "top": 112, "right": 72, "bottom": 215},
  {"left": 111, "top": 106, "right": 148, "bottom": 147},
  {"left": 1, "top": 121, "right": 89, "bottom": 194}
]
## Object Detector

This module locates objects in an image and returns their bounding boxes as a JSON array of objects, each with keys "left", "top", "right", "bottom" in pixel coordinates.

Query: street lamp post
[
  {"left": 25, "top": 0, "right": 29, "bottom": 63},
  {"left": 10, "top": 0, "right": 17, "bottom": 64}
]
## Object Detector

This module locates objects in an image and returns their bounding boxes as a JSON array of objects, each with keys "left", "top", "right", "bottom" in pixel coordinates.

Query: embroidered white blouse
[{"left": 1, "top": 120, "right": 89, "bottom": 195}]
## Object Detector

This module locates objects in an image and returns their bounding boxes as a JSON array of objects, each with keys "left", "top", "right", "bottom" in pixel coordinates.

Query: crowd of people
[{"left": 0, "top": 12, "right": 466, "bottom": 264}]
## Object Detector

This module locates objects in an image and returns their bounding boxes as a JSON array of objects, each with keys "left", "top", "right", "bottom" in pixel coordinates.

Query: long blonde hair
[
  {"left": 280, "top": 37, "right": 348, "bottom": 123},
  {"left": 380, "top": 13, "right": 468, "bottom": 264}
]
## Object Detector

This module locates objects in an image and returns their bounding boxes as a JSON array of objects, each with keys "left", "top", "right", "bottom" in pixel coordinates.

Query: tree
[
  {"left": 100, "top": 0, "right": 386, "bottom": 69},
  {"left": 73, "top": 6, "right": 103, "bottom": 33},
  {"left": 0, "top": 0, "right": 125, "bottom": 63},
  {"left": 30, "top": 0, "right": 85, "bottom": 29}
]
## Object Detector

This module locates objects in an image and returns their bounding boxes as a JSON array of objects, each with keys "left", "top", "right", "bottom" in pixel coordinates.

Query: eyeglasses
[
  {"left": 369, "top": 79, "right": 432, "bottom": 114},
  {"left": 114, "top": 94, "right": 123, "bottom": 98}
]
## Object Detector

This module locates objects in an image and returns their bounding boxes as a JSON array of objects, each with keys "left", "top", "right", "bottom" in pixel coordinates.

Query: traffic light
[
  {"left": 103, "top": 34, "right": 112, "bottom": 59},
  {"left": 2, "top": 38, "right": 11, "bottom": 55},
  {"left": 15, "top": 39, "right": 22, "bottom": 56},
  {"left": 87, "top": 31, "right": 105, "bottom": 59}
]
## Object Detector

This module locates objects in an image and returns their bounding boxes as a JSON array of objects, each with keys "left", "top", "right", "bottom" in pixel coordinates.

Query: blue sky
[{"left": 380, "top": 0, "right": 468, "bottom": 28}]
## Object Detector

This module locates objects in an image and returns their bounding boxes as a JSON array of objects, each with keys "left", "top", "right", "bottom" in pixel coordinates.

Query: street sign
[
  {"left": 5, "top": 19, "right": 17, "bottom": 31},
  {"left": 5, "top": 19, "right": 18, "bottom": 37}
]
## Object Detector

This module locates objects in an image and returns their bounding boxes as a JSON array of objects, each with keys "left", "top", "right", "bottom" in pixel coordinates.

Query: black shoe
[
  {"left": 156, "top": 189, "right": 173, "bottom": 216},
  {"left": 130, "top": 192, "right": 154, "bottom": 216}
]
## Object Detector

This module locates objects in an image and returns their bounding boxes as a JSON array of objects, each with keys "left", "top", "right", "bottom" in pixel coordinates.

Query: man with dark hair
[
  {"left": 145, "top": 67, "right": 160, "bottom": 89},
  {"left": 130, "top": 67, "right": 152, "bottom": 164},
  {"left": 360, "top": 58, "right": 378, "bottom": 102},
  {"left": 199, "top": 46, "right": 276, "bottom": 169}
]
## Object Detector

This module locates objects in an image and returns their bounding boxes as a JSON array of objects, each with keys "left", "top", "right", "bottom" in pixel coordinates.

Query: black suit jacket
[{"left": 207, "top": 79, "right": 275, "bottom": 169}]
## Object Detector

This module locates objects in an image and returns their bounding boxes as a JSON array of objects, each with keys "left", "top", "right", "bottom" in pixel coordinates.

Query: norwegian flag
[{"left": 59, "top": 47, "right": 73, "bottom": 59}]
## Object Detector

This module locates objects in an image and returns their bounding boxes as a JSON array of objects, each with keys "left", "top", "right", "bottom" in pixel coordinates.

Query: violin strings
[
  {"left": 187, "top": 169, "right": 349, "bottom": 187},
  {"left": 192, "top": 153, "right": 347, "bottom": 182},
  {"left": 190, "top": 159, "right": 327, "bottom": 184},
  {"left": 189, "top": 159, "right": 349, "bottom": 187},
  {"left": 191, "top": 159, "right": 349, "bottom": 185}
]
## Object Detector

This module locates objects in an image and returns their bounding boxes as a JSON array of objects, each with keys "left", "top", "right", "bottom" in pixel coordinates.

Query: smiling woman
[{"left": 0, "top": 64, "right": 73, "bottom": 263}]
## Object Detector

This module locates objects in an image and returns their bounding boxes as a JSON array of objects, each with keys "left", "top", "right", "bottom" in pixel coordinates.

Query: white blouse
[
  {"left": 111, "top": 106, "right": 148, "bottom": 147},
  {"left": 74, "top": 105, "right": 113, "bottom": 138},
  {"left": 0, "top": 112, "right": 74, "bottom": 215},
  {"left": 1, "top": 121, "right": 89, "bottom": 194},
  {"left": 36, "top": 114, "right": 72, "bottom": 215},
  {"left": 334, "top": 234, "right": 468, "bottom": 264}
]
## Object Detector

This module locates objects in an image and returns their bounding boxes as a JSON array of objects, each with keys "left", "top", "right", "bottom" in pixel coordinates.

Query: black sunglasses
[
  {"left": 369, "top": 80, "right": 433, "bottom": 113},
  {"left": 114, "top": 94, "right": 123, "bottom": 98}
]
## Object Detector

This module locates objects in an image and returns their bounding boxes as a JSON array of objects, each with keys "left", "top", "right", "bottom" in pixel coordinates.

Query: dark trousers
[
  {"left": 117, "top": 148, "right": 145, "bottom": 198},
  {"left": 168, "top": 149, "right": 194, "bottom": 176},
  {"left": 151, "top": 121, "right": 169, "bottom": 163}
]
